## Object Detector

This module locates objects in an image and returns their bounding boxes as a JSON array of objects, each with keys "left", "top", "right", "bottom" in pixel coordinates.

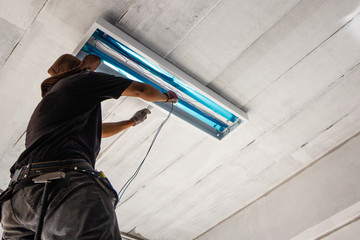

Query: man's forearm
[
  {"left": 139, "top": 84, "right": 168, "bottom": 102},
  {"left": 102, "top": 120, "right": 135, "bottom": 138},
  {"left": 122, "top": 82, "right": 168, "bottom": 102}
]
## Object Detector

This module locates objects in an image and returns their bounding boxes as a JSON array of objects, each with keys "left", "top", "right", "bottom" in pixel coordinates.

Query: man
[{"left": 0, "top": 54, "right": 178, "bottom": 239}]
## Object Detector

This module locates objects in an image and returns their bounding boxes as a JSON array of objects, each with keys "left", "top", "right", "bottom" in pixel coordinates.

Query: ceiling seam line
[
  {"left": 209, "top": 69, "right": 349, "bottom": 171},
  {"left": 228, "top": 103, "right": 360, "bottom": 176},
  {"left": 193, "top": 130, "right": 360, "bottom": 240},
  {"left": 209, "top": 0, "right": 303, "bottom": 84},
  {"left": 114, "top": 138, "right": 207, "bottom": 207},
  {"left": 97, "top": 123, "right": 156, "bottom": 166},
  {"left": 243, "top": 10, "right": 360, "bottom": 107},
  {"left": 12, "top": 131, "right": 26, "bottom": 147},
  {"left": 115, "top": 9, "right": 130, "bottom": 26},
  {"left": 191, "top": 62, "right": 360, "bottom": 195},
  {"left": 247, "top": 57, "right": 360, "bottom": 139},
  {"left": 85, "top": 98, "right": 127, "bottom": 166},
  {"left": 163, "top": 0, "right": 224, "bottom": 58},
  {"left": 316, "top": 215, "right": 360, "bottom": 240},
  {"left": 115, "top": 0, "right": 137, "bottom": 27},
  {"left": 0, "top": 0, "right": 49, "bottom": 72},
  {"left": 102, "top": 97, "right": 127, "bottom": 120},
  {"left": 225, "top": 63, "right": 358, "bottom": 163}
]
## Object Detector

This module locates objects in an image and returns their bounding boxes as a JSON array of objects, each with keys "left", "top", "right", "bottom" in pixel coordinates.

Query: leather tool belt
[
  {"left": 0, "top": 159, "right": 93, "bottom": 205},
  {"left": 9, "top": 159, "right": 93, "bottom": 186},
  {"left": 0, "top": 159, "right": 118, "bottom": 208}
]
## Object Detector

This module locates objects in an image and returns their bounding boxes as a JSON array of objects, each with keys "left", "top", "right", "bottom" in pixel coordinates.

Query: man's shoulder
[
  {"left": 86, "top": 71, "right": 131, "bottom": 84},
  {"left": 87, "top": 71, "right": 110, "bottom": 78},
  {"left": 86, "top": 71, "right": 118, "bottom": 81}
]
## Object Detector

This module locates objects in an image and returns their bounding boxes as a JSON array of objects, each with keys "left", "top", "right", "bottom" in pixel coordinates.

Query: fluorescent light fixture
[{"left": 73, "top": 19, "right": 248, "bottom": 140}]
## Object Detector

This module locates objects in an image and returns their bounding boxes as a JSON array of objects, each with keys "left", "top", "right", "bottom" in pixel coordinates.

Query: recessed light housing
[{"left": 73, "top": 19, "right": 248, "bottom": 140}]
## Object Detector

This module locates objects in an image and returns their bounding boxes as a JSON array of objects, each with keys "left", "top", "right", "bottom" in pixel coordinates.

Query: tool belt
[
  {"left": 0, "top": 159, "right": 118, "bottom": 209},
  {"left": 10, "top": 159, "right": 93, "bottom": 185},
  {"left": 0, "top": 159, "right": 95, "bottom": 203}
]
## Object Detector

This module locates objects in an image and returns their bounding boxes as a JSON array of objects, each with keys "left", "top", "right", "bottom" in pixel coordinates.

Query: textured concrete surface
[
  {"left": 1, "top": 0, "right": 359, "bottom": 239},
  {"left": 198, "top": 133, "right": 360, "bottom": 240}
]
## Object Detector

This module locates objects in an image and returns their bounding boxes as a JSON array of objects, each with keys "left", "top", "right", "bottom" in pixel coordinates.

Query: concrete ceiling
[{"left": 1, "top": 0, "right": 360, "bottom": 239}]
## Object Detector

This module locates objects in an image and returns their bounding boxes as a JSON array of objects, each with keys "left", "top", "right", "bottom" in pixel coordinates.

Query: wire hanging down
[{"left": 117, "top": 103, "right": 174, "bottom": 205}]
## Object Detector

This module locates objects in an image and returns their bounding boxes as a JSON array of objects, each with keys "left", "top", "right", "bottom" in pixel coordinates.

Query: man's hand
[
  {"left": 131, "top": 108, "right": 151, "bottom": 125},
  {"left": 102, "top": 108, "right": 151, "bottom": 138},
  {"left": 164, "top": 90, "right": 178, "bottom": 103}
]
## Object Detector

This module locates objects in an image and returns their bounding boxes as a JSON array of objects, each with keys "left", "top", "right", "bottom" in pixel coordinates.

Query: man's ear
[{"left": 81, "top": 55, "right": 101, "bottom": 71}]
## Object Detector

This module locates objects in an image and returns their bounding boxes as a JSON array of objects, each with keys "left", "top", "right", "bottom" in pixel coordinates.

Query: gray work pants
[{"left": 1, "top": 171, "right": 121, "bottom": 240}]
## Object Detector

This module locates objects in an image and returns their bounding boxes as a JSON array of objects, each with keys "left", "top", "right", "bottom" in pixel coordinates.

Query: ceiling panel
[
  {"left": 166, "top": 0, "right": 301, "bottom": 84},
  {"left": 0, "top": 18, "right": 23, "bottom": 68},
  {"left": 0, "top": 0, "right": 46, "bottom": 29},
  {"left": 1, "top": 0, "right": 359, "bottom": 239},
  {"left": 209, "top": 0, "right": 360, "bottom": 106},
  {"left": 117, "top": 0, "right": 220, "bottom": 57}
]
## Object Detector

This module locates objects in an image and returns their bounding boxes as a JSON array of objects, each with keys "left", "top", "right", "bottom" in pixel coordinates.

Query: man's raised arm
[
  {"left": 122, "top": 82, "right": 173, "bottom": 102},
  {"left": 102, "top": 82, "right": 178, "bottom": 138}
]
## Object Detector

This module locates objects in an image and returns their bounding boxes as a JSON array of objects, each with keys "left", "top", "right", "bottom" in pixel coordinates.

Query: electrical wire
[{"left": 117, "top": 103, "right": 174, "bottom": 205}]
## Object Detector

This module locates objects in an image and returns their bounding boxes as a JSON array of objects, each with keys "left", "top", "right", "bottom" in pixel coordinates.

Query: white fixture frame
[{"left": 73, "top": 18, "right": 248, "bottom": 140}]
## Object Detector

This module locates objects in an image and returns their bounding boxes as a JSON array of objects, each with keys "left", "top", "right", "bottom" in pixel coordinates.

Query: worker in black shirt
[{"left": 0, "top": 54, "right": 178, "bottom": 239}]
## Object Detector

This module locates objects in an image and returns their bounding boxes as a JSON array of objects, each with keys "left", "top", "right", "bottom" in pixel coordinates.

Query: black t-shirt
[{"left": 10, "top": 70, "right": 133, "bottom": 174}]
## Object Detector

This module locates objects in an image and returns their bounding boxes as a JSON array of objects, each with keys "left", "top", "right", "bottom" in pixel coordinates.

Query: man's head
[{"left": 41, "top": 54, "right": 101, "bottom": 97}]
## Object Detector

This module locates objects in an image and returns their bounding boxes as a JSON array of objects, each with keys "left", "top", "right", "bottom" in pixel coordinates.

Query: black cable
[{"left": 117, "top": 103, "right": 174, "bottom": 205}]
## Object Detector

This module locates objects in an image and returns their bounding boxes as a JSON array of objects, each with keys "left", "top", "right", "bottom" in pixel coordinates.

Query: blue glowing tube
[
  {"left": 82, "top": 43, "right": 227, "bottom": 131},
  {"left": 92, "top": 29, "right": 238, "bottom": 123}
]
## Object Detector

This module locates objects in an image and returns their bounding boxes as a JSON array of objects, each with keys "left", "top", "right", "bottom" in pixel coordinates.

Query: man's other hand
[{"left": 131, "top": 108, "right": 151, "bottom": 125}]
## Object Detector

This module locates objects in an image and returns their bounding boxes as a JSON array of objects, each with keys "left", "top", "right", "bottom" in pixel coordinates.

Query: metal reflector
[{"left": 73, "top": 19, "right": 248, "bottom": 140}]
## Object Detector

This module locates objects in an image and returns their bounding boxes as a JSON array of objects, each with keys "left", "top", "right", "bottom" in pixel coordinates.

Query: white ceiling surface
[{"left": 1, "top": 0, "right": 360, "bottom": 239}]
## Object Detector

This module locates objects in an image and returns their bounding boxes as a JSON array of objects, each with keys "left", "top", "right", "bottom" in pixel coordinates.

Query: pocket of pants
[
  {"left": 20, "top": 184, "right": 44, "bottom": 213},
  {"left": 93, "top": 177, "right": 118, "bottom": 207},
  {"left": 47, "top": 178, "right": 71, "bottom": 211}
]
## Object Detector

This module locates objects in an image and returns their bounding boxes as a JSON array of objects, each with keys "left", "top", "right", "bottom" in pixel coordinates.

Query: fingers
[
  {"left": 164, "top": 91, "right": 178, "bottom": 103},
  {"left": 131, "top": 108, "right": 151, "bottom": 125},
  {"left": 141, "top": 108, "right": 151, "bottom": 115}
]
